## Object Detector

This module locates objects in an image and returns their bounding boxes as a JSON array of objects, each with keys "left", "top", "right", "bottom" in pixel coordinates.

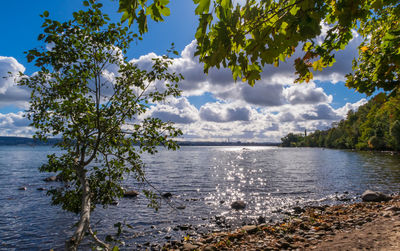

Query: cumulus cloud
[
  {"left": 199, "top": 102, "right": 252, "bottom": 122},
  {"left": 284, "top": 82, "right": 332, "bottom": 105},
  {"left": 301, "top": 103, "right": 341, "bottom": 121},
  {"left": 0, "top": 33, "right": 366, "bottom": 141},
  {"left": 336, "top": 98, "right": 368, "bottom": 117},
  {"left": 142, "top": 97, "right": 199, "bottom": 124},
  {"left": 0, "top": 112, "right": 35, "bottom": 137},
  {"left": 241, "top": 83, "right": 285, "bottom": 106},
  {"left": 0, "top": 57, "right": 30, "bottom": 108}
]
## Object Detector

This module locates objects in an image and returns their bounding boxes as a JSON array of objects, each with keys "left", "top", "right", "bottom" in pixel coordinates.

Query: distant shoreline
[
  {"left": 0, "top": 136, "right": 280, "bottom": 147},
  {"left": 0, "top": 136, "right": 60, "bottom": 146}
]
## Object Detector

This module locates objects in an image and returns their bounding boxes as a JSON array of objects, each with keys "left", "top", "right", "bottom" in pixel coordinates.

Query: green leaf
[
  {"left": 220, "top": 0, "right": 231, "bottom": 10},
  {"left": 303, "top": 42, "right": 313, "bottom": 52},
  {"left": 121, "top": 11, "right": 129, "bottom": 23},
  {"left": 83, "top": 1, "right": 89, "bottom": 7},
  {"left": 194, "top": 0, "right": 210, "bottom": 15},
  {"left": 312, "top": 59, "right": 324, "bottom": 71},
  {"left": 37, "top": 34, "right": 45, "bottom": 41},
  {"left": 290, "top": 5, "right": 300, "bottom": 16},
  {"left": 43, "top": 11, "right": 49, "bottom": 18},
  {"left": 160, "top": 6, "right": 170, "bottom": 17}
]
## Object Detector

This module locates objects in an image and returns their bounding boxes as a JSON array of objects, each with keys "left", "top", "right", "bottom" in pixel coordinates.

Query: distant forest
[
  {"left": 0, "top": 137, "right": 61, "bottom": 146},
  {"left": 281, "top": 92, "right": 400, "bottom": 151}
]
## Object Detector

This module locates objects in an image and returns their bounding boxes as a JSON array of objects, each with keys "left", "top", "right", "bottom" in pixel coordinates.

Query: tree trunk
[{"left": 65, "top": 168, "right": 91, "bottom": 251}]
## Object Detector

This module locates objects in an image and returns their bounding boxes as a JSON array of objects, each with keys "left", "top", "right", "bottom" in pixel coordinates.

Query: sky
[{"left": 0, "top": 0, "right": 369, "bottom": 142}]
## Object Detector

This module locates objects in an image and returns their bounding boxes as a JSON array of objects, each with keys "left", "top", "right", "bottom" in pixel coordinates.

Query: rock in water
[
  {"left": 123, "top": 190, "right": 139, "bottom": 198},
  {"left": 18, "top": 186, "right": 27, "bottom": 191},
  {"left": 231, "top": 200, "right": 246, "bottom": 210},
  {"left": 162, "top": 192, "right": 173, "bottom": 198},
  {"left": 361, "top": 190, "right": 392, "bottom": 202},
  {"left": 293, "top": 206, "right": 305, "bottom": 214},
  {"left": 43, "top": 176, "right": 57, "bottom": 182},
  {"left": 43, "top": 174, "right": 65, "bottom": 182}
]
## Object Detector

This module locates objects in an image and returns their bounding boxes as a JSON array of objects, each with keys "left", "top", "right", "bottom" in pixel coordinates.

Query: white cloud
[
  {"left": 0, "top": 57, "right": 24, "bottom": 93},
  {"left": 284, "top": 82, "right": 332, "bottom": 105},
  {"left": 0, "top": 112, "right": 35, "bottom": 137},
  {"left": 0, "top": 57, "right": 30, "bottom": 108},
  {"left": 301, "top": 103, "right": 341, "bottom": 121},
  {"left": 142, "top": 97, "right": 199, "bottom": 124},
  {"left": 336, "top": 98, "right": 368, "bottom": 117},
  {"left": 199, "top": 102, "right": 252, "bottom": 122},
  {"left": 0, "top": 34, "right": 367, "bottom": 142}
]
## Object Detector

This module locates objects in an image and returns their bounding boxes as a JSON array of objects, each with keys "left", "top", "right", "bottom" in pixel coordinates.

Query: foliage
[
  {"left": 18, "top": 0, "right": 182, "bottom": 250},
  {"left": 391, "top": 120, "right": 400, "bottom": 150},
  {"left": 281, "top": 91, "right": 400, "bottom": 151},
  {"left": 118, "top": 0, "right": 171, "bottom": 34},
  {"left": 280, "top": 132, "right": 305, "bottom": 147},
  {"left": 118, "top": 0, "right": 399, "bottom": 91}
]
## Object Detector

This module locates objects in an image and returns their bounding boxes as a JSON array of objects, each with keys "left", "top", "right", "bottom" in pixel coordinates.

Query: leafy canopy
[
  {"left": 281, "top": 91, "right": 400, "bottom": 150},
  {"left": 18, "top": 0, "right": 182, "bottom": 249},
  {"left": 118, "top": 0, "right": 400, "bottom": 93}
]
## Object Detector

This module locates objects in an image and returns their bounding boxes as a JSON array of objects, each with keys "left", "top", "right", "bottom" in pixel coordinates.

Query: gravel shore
[{"left": 162, "top": 195, "right": 400, "bottom": 250}]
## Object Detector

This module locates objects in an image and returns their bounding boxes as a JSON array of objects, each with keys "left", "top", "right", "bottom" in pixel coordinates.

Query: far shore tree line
[{"left": 281, "top": 92, "right": 400, "bottom": 151}]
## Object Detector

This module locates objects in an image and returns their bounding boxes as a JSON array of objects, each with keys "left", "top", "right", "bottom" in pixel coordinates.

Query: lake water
[{"left": 1, "top": 146, "right": 400, "bottom": 250}]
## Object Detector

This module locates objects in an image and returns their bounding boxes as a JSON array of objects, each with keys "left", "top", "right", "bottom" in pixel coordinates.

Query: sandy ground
[{"left": 311, "top": 213, "right": 400, "bottom": 251}]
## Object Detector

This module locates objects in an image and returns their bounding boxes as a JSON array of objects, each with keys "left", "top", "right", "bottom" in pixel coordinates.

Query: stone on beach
[
  {"left": 182, "top": 243, "right": 198, "bottom": 251},
  {"left": 170, "top": 195, "right": 400, "bottom": 251},
  {"left": 361, "top": 190, "right": 392, "bottom": 202},
  {"left": 241, "top": 225, "right": 258, "bottom": 234}
]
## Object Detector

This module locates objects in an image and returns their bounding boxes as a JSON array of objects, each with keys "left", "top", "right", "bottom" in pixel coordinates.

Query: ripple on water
[{"left": 0, "top": 146, "right": 400, "bottom": 249}]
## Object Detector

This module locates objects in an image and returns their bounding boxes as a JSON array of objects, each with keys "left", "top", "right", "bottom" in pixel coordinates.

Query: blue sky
[{"left": 0, "top": 0, "right": 368, "bottom": 142}]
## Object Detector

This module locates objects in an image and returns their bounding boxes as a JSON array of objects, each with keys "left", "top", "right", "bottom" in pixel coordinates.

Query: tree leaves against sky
[{"left": 118, "top": 0, "right": 400, "bottom": 94}]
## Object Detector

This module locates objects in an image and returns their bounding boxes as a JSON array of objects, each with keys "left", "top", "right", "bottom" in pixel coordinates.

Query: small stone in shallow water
[
  {"left": 231, "top": 200, "right": 246, "bottom": 210},
  {"left": 361, "top": 190, "right": 391, "bottom": 202},
  {"left": 110, "top": 200, "right": 118, "bottom": 205},
  {"left": 43, "top": 176, "right": 57, "bottom": 182},
  {"left": 162, "top": 192, "right": 173, "bottom": 198},
  {"left": 293, "top": 206, "right": 305, "bottom": 214},
  {"left": 123, "top": 190, "right": 139, "bottom": 198},
  {"left": 257, "top": 216, "right": 266, "bottom": 224}
]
